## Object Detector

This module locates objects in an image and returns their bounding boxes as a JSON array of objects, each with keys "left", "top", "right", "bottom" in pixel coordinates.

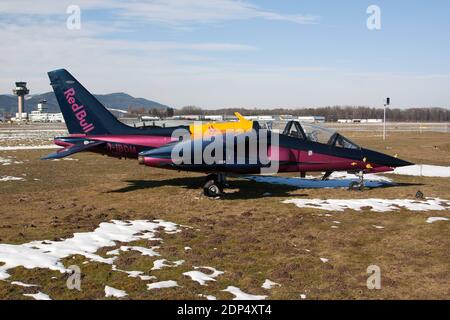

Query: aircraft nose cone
[{"left": 361, "top": 148, "right": 413, "bottom": 168}]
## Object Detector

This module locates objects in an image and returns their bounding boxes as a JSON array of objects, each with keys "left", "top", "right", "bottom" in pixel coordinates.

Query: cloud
[
  {"left": 1, "top": 1, "right": 448, "bottom": 108},
  {"left": 0, "top": 0, "right": 318, "bottom": 26}
]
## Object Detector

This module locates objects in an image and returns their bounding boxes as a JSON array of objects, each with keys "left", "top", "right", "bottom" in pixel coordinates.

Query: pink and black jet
[{"left": 44, "top": 69, "right": 413, "bottom": 197}]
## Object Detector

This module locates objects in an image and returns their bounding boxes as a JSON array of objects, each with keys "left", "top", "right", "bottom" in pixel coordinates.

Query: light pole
[{"left": 383, "top": 97, "right": 390, "bottom": 141}]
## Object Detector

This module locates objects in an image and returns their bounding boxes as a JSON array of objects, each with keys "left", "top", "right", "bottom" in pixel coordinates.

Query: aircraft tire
[
  {"left": 203, "top": 179, "right": 224, "bottom": 197},
  {"left": 348, "top": 181, "right": 363, "bottom": 191}
]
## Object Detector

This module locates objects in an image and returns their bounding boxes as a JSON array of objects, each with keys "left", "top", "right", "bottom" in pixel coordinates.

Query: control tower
[{"left": 13, "top": 82, "right": 30, "bottom": 121}]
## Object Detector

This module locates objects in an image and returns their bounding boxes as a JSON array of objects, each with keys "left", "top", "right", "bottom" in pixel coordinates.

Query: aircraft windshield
[
  {"left": 300, "top": 122, "right": 335, "bottom": 145},
  {"left": 281, "top": 121, "right": 360, "bottom": 149}
]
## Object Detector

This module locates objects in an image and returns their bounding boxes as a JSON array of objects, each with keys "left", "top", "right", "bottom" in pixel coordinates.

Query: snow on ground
[
  {"left": 183, "top": 266, "right": 224, "bottom": 286},
  {"left": 0, "top": 156, "right": 23, "bottom": 165},
  {"left": 245, "top": 172, "right": 393, "bottom": 189},
  {"left": 0, "top": 128, "right": 67, "bottom": 148},
  {"left": 283, "top": 198, "right": 450, "bottom": 212},
  {"left": 111, "top": 265, "right": 156, "bottom": 281},
  {"left": 0, "top": 176, "right": 25, "bottom": 182},
  {"left": 0, "top": 145, "right": 59, "bottom": 151},
  {"left": 11, "top": 281, "right": 38, "bottom": 287},
  {"left": 262, "top": 279, "right": 281, "bottom": 290},
  {"left": 147, "top": 280, "right": 179, "bottom": 290},
  {"left": 199, "top": 294, "right": 217, "bottom": 300},
  {"left": 426, "top": 217, "right": 450, "bottom": 224},
  {"left": 391, "top": 165, "right": 450, "bottom": 178},
  {"left": 105, "top": 286, "right": 128, "bottom": 298},
  {"left": 0, "top": 219, "right": 182, "bottom": 281},
  {"left": 23, "top": 292, "right": 52, "bottom": 300},
  {"left": 320, "top": 258, "right": 329, "bottom": 263},
  {"left": 120, "top": 245, "right": 161, "bottom": 257},
  {"left": 222, "top": 286, "right": 267, "bottom": 300},
  {"left": 151, "top": 259, "right": 184, "bottom": 270}
]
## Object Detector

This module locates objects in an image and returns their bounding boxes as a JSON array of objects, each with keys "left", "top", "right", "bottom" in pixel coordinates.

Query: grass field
[{"left": 0, "top": 125, "right": 449, "bottom": 300}]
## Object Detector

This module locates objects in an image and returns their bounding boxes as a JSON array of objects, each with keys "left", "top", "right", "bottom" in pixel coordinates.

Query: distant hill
[{"left": 0, "top": 92, "right": 169, "bottom": 114}]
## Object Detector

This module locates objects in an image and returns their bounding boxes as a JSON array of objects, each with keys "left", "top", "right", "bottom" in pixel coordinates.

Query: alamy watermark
[
  {"left": 367, "top": 5, "right": 381, "bottom": 30},
  {"left": 66, "top": 5, "right": 81, "bottom": 30},
  {"left": 66, "top": 265, "right": 82, "bottom": 291},
  {"left": 366, "top": 265, "right": 381, "bottom": 290}
]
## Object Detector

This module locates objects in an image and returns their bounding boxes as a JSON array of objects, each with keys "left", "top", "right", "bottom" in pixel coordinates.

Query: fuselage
[{"left": 138, "top": 129, "right": 412, "bottom": 174}]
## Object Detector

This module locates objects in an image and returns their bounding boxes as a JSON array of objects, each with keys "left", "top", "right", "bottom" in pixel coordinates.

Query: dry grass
[{"left": 0, "top": 127, "right": 449, "bottom": 300}]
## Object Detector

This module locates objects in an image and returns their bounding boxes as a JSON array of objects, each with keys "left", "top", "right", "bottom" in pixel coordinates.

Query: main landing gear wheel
[{"left": 203, "top": 174, "right": 224, "bottom": 197}]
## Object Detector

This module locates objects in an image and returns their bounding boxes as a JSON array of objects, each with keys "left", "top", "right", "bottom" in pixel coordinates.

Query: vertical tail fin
[{"left": 48, "top": 69, "right": 132, "bottom": 135}]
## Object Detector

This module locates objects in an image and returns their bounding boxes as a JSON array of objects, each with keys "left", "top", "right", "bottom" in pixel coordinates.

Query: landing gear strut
[
  {"left": 348, "top": 171, "right": 365, "bottom": 191},
  {"left": 203, "top": 173, "right": 227, "bottom": 197}
]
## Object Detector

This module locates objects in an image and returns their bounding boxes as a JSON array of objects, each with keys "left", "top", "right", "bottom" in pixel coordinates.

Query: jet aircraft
[{"left": 44, "top": 69, "right": 413, "bottom": 197}]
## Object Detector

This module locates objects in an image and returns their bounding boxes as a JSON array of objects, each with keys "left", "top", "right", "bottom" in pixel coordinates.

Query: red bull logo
[{"left": 64, "top": 88, "right": 95, "bottom": 133}]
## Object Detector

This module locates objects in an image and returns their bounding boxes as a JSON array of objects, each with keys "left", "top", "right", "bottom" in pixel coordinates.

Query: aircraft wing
[{"left": 41, "top": 140, "right": 105, "bottom": 160}]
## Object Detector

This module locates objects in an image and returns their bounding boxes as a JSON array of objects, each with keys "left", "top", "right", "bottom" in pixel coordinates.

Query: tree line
[
  {"left": 126, "top": 105, "right": 449, "bottom": 122},
  {"left": 176, "top": 105, "right": 450, "bottom": 122}
]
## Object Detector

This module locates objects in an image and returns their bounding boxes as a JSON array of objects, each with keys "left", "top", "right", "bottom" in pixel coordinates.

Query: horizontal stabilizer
[{"left": 41, "top": 140, "right": 105, "bottom": 160}]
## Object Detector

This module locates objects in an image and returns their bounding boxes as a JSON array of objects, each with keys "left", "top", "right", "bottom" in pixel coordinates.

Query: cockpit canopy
[{"left": 282, "top": 120, "right": 360, "bottom": 149}]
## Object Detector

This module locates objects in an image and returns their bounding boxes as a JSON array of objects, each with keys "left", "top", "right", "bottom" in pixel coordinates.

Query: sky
[{"left": 0, "top": 0, "right": 449, "bottom": 109}]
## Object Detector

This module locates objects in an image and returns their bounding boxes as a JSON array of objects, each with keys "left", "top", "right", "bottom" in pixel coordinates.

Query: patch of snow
[
  {"left": 0, "top": 156, "right": 23, "bottom": 165},
  {"left": 11, "top": 281, "right": 38, "bottom": 287},
  {"left": 222, "top": 286, "right": 267, "bottom": 300},
  {"left": 283, "top": 198, "right": 450, "bottom": 212},
  {"left": 106, "top": 249, "right": 120, "bottom": 256},
  {"left": 372, "top": 225, "right": 385, "bottom": 229},
  {"left": 0, "top": 176, "right": 25, "bottom": 182},
  {"left": 426, "top": 217, "right": 450, "bottom": 224},
  {"left": 23, "top": 292, "right": 51, "bottom": 300},
  {"left": 0, "top": 219, "right": 183, "bottom": 281},
  {"left": 105, "top": 286, "right": 128, "bottom": 298},
  {"left": 330, "top": 171, "right": 392, "bottom": 182},
  {"left": 151, "top": 259, "right": 184, "bottom": 270},
  {"left": 199, "top": 294, "right": 217, "bottom": 300},
  {"left": 320, "top": 258, "right": 329, "bottom": 263},
  {"left": 0, "top": 145, "right": 59, "bottom": 151},
  {"left": 300, "top": 294, "right": 307, "bottom": 299},
  {"left": 391, "top": 165, "right": 450, "bottom": 178},
  {"left": 184, "top": 246, "right": 192, "bottom": 251},
  {"left": 147, "top": 280, "right": 178, "bottom": 290},
  {"left": 262, "top": 279, "right": 281, "bottom": 290},
  {"left": 111, "top": 265, "right": 156, "bottom": 281},
  {"left": 183, "top": 266, "right": 224, "bottom": 286},
  {"left": 120, "top": 245, "right": 160, "bottom": 257}
]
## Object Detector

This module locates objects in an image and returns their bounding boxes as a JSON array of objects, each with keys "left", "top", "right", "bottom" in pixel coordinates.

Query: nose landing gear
[{"left": 348, "top": 171, "right": 365, "bottom": 191}]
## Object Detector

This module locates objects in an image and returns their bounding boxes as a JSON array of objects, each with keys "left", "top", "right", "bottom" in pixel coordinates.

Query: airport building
[{"left": 28, "top": 100, "right": 64, "bottom": 123}]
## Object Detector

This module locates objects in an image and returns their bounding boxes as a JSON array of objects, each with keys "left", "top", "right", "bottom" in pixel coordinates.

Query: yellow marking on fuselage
[{"left": 189, "top": 112, "right": 253, "bottom": 137}]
